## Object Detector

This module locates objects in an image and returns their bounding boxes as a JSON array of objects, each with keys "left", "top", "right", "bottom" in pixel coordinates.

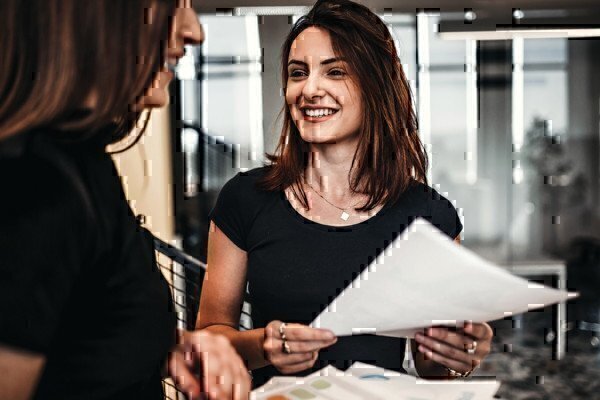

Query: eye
[
  {"left": 328, "top": 69, "right": 346, "bottom": 77},
  {"left": 289, "top": 69, "right": 307, "bottom": 78}
]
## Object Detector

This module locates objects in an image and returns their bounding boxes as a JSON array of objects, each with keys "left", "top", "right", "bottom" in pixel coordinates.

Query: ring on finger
[
  {"left": 282, "top": 339, "right": 292, "bottom": 354},
  {"left": 279, "top": 322, "right": 287, "bottom": 341},
  {"left": 465, "top": 340, "right": 477, "bottom": 355}
]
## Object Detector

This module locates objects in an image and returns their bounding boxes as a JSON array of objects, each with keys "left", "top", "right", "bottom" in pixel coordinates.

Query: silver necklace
[{"left": 304, "top": 180, "right": 362, "bottom": 221}]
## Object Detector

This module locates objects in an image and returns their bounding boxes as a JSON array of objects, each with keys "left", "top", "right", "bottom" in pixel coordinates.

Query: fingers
[
  {"left": 415, "top": 324, "right": 494, "bottom": 374},
  {"left": 263, "top": 337, "right": 323, "bottom": 374},
  {"left": 273, "top": 338, "right": 336, "bottom": 354},
  {"left": 264, "top": 321, "right": 337, "bottom": 357},
  {"left": 464, "top": 322, "right": 494, "bottom": 341},
  {"left": 264, "top": 338, "right": 317, "bottom": 360},
  {"left": 264, "top": 321, "right": 337, "bottom": 375},
  {"left": 418, "top": 342, "right": 476, "bottom": 373},
  {"left": 168, "top": 347, "right": 202, "bottom": 399},
  {"left": 267, "top": 321, "right": 336, "bottom": 342},
  {"left": 170, "top": 331, "right": 251, "bottom": 400},
  {"left": 415, "top": 331, "right": 473, "bottom": 370},
  {"left": 422, "top": 327, "right": 477, "bottom": 353},
  {"left": 194, "top": 334, "right": 250, "bottom": 400},
  {"left": 277, "top": 352, "right": 319, "bottom": 375}
]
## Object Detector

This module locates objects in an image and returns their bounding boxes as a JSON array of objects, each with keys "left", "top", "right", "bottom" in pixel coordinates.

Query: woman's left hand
[{"left": 414, "top": 322, "right": 493, "bottom": 376}]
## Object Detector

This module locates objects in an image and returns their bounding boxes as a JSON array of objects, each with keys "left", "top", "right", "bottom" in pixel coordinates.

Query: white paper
[
  {"left": 251, "top": 366, "right": 387, "bottom": 400},
  {"left": 252, "top": 363, "right": 500, "bottom": 400},
  {"left": 311, "top": 218, "right": 576, "bottom": 338},
  {"left": 345, "top": 362, "right": 500, "bottom": 400}
]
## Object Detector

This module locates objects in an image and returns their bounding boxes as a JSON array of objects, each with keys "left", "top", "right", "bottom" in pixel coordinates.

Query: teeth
[{"left": 304, "top": 108, "right": 336, "bottom": 117}]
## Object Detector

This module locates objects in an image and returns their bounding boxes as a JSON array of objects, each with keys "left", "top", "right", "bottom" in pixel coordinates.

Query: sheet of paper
[
  {"left": 251, "top": 364, "right": 500, "bottom": 400},
  {"left": 345, "top": 362, "right": 500, "bottom": 400},
  {"left": 251, "top": 366, "right": 387, "bottom": 400},
  {"left": 311, "top": 218, "right": 576, "bottom": 338}
]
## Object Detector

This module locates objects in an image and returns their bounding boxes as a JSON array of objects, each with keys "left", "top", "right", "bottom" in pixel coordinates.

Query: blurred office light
[
  {"left": 419, "top": 12, "right": 475, "bottom": 186},
  {"left": 416, "top": 11, "right": 432, "bottom": 181},
  {"left": 439, "top": 27, "right": 600, "bottom": 41},
  {"left": 438, "top": 11, "right": 600, "bottom": 41},
  {"left": 513, "top": 37, "right": 525, "bottom": 152},
  {"left": 232, "top": 6, "right": 310, "bottom": 16},
  {"left": 465, "top": 38, "right": 478, "bottom": 185},
  {"left": 200, "top": 14, "right": 264, "bottom": 170}
]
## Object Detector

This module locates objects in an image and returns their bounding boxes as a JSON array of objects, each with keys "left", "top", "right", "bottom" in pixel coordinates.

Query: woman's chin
[
  {"left": 138, "top": 87, "right": 169, "bottom": 110},
  {"left": 299, "top": 131, "right": 337, "bottom": 144},
  {"left": 139, "top": 71, "right": 172, "bottom": 109}
]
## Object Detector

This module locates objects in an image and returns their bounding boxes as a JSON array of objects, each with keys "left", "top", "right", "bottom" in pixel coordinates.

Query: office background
[{"left": 114, "top": 1, "right": 600, "bottom": 398}]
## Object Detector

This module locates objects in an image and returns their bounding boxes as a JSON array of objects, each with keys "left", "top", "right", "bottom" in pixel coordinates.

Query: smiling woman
[
  {"left": 198, "top": 0, "right": 491, "bottom": 390},
  {"left": 262, "top": 0, "right": 426, "bottom": 213}
]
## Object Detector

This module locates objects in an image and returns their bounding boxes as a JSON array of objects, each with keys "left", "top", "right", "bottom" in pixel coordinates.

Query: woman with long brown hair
[
  {"left": 0, "top": 1, "right": 250, "bottom": 399},
  {"left": 198, "top": 0, "right": 493, "bottom": 388}
]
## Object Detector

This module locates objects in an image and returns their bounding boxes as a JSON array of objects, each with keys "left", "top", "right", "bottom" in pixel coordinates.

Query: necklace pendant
[{"left": 340, "top": 211, "right": 350, "bottom": 221}]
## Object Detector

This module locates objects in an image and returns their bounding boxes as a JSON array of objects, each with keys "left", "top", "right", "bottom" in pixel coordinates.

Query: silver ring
[
  {"left": 279, "top": 322, "right": 287, "bottom": 340},
  {"left": 282, "top": 339, "right": 291, "bottom": 354},
  {"left": 466, "top": 341, "right": 477, "bottom": 355},
  {"left": 446, "top": 366, "right": 474, "bottom": 378}
]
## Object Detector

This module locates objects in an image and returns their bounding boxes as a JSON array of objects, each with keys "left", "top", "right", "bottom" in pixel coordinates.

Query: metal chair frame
[{"left": 153, "top": 236, "right": 251, "bottom": 399}]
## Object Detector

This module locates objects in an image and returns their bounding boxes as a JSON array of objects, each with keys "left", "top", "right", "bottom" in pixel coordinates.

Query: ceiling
[{"left": 193, "top": 0, "right": 600, "bottom": 13}]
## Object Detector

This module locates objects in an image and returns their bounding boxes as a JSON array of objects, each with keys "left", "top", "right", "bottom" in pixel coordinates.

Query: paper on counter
[
  {"left": 345, "top": 362, "right": 500, "bottom": 400},
  {"left": 251, "top": 366, "right": 387, "bottom": 400},
  {"left": 251, "top": 363, "right": 500, "bottom": 400},
  {"left": 311, "top": 218, "right": 576, "bottom": 338}
]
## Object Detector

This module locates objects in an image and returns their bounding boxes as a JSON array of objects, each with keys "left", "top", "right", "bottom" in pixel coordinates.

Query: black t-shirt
[
  {"left": 210, "top": 167, "right": 463, "bottom": 387},
  {"left": 0, "top": 127, "right": 176, "bottom": 399}
]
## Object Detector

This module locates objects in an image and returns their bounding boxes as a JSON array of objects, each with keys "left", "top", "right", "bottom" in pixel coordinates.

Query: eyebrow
[{"left": 287, "top": 57, "right": 345, "bottom": 67}]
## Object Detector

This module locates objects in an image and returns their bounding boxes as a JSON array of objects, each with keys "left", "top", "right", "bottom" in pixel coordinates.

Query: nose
[
  {"left": 171, "top": 4, "right": 204, "bottom": 48},
  {"left": 301, "top": 72, "right": 325, "bottom": 101}
]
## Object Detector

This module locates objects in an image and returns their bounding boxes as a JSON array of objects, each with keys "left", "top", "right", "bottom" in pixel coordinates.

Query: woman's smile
[{"left": 300, "top": 106, "right": 340, "bottom": 123}]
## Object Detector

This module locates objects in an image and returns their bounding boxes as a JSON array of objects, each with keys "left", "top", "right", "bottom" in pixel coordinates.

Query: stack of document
[
  {"left": 311, "top": 218, "right": 576, "bottom": 337},
  {"left": 251, "top": 363, "right": 500, "bottom": 400}
]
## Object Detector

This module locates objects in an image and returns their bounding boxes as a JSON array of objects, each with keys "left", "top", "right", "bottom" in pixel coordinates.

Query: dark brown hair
[
  {"left": 260, "top": 0, "right": 428, "bottom": 211},
  {"left": 0, "top": 0, "right": 175, "bottom": 145}
]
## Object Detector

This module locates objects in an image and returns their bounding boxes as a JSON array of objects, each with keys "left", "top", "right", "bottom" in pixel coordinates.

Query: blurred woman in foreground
[{"left": 0, "top": 1, "right": 250, "bottom": 399}]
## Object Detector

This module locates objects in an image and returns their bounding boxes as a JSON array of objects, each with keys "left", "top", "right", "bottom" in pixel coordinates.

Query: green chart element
[
  {"left": 311, "top": 380, "right": 332, "bottom": 390},
  {"left": 290, "top": 388, "right": 316, "bottom": 399}
]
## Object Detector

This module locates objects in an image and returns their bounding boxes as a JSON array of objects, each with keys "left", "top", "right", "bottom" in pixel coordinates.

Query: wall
[{"left": 111, "top": 107, "right": 175, "bottom": 243}]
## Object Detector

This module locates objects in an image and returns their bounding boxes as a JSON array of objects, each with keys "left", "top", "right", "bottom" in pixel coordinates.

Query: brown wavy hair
[
  {"left": 0, "top": 0, "right": 175, "bottom": 146},
  {"left": 260, "top": 0, "right": 428, "bottom": 211}
]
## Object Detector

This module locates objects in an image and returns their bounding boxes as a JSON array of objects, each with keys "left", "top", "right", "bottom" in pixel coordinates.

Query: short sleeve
[
  {"left": 428, "top": 188, "right": 463, "bottom": 240},
  {"left": 0, "top": 155, "right": 93, "bottom": 354},
  {"left": 209, "top": 173, "right": 254, "bottom": 251}
]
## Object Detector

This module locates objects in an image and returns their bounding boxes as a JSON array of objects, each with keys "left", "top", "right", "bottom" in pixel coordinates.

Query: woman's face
[
  {"left": 285, "top": 27, "right": 363, "bottom": 145},
  {"left": 140, "top": 0, "right": 204, "bottom": 108}
]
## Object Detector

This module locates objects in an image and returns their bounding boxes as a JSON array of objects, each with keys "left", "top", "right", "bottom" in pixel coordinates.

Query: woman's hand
[
  {"left": 263, "top": 321, "right": 337, "bottom": 375},
  {"left": 169, "top": 330, "right": 251, "bottom": 400},
  {"left": 414, "top": 322, "right": 493, "bottom": 376}
]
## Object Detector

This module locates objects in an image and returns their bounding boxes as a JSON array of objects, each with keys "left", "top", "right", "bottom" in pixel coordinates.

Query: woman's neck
[{"left": 304, "top": 141, "right": 359, "bottom": 199}]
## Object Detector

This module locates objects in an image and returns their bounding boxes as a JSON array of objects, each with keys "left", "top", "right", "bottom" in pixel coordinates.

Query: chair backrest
[
  {"left": 153, "top": 236, "right": 252, "bottom": 400},
  {"left": 153, "top": 236, "right": 252, "bottom": 331}
]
